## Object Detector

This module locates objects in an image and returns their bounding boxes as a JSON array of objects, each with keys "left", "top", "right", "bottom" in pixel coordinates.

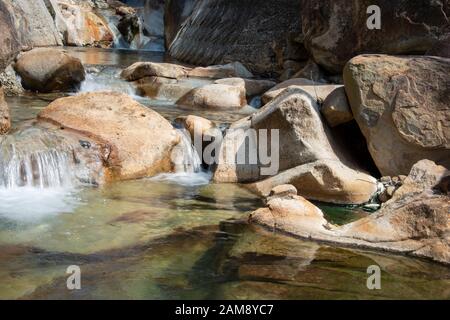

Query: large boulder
[
  {"left": 187, "top": 62, "right": 253, "bottom": 79},
  {"left": 169, "top": 0, "right": 307, "bottom": 76},
  {"left": 50, "top": 0, "right": 114, "bottom": 47},
  {"left": 14, "top": 48, "right": 85, "bottom": 93},
  {"left": 344, "top": 55, "right": 450, "bottom": 176},
  {"left": 261, "top": 78, "right": 341, "bottom": 105},
  {"left": 164, "top": 0, "right": 196, "bottom": 48},
  {"left": 301, "top": 0, "right": 450, "bottom": 73},
  {"left": 213, "top": 87, "right": 377, "bottom": 205},
  {"left": 37, "top": 92, "right": 180, "bottom": 181},
  {"left": 250, "top": 160, "right": 450, "bottom": 265},
  {"left": 0, "top": 1, "right": 21, "bottom": 73},
  {"left": 0, "top": 88, "right": 11, "bottom": 135},
  {"left": 5, "top": 0, "right": 62, "bottom": 47}
]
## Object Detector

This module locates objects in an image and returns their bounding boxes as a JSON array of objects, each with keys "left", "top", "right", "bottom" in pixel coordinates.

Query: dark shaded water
[{"left": 1, "top": 48, "right": 449, "bottom": 300}]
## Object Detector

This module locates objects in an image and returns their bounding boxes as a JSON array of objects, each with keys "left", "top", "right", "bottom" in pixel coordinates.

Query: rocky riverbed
[{"left": 0, "top": 0, "right": 448, "bottom": 299}]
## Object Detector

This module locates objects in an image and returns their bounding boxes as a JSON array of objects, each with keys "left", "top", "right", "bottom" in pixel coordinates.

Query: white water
[
  {"left": 0, "top": 187, "right": 80, "bottom": 222},
  {"left": 79, "top": 68, "right": 138, "bottom": 97},
  {"left": 151, "top": 129, "right": 211, "bottom": 186},
  {"left": 0, "top": 130, "right": 77, "bottom": 189},
  {"left": 0, "top": 127, "right": 82, "bottom": 221}
]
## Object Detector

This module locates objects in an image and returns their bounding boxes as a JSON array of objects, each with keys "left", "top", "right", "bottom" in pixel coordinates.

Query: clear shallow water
[{"left": 1, "top": 48, "right": 449, "bottom": 300}]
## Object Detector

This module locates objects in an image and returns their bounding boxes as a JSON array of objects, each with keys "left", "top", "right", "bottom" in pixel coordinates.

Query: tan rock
[
  {"left": 269, "top": 184, "right": 298, "bottom": 198},
  {"left": 37, "top": 92, "right": 180, "bottom": 181},
  {"left": 247, "top": 159, "right": 378, "bottom": 205},
  {"left": 213, "top": 87, "right": 377, "bottom": 204},
  {"left": 177, "top": 83, "right": 247, "bottom": 109},
  {"left": 261, "top": 78, "right": 341, "bottom": 104},
  {"left": 14, "top": 48, "right": 85, "bottom": 93},
  {"left": 344, "top": 55, "right": 450, "bottom": 176},
  {"left": 321, "top": 87, "right": 353, "bottom": 127},
  {"left": 249, "top": 195, "right": 333, "bottom": 238},
  {"left": 51, "top": 0, "right": 113, "bottom": 47},
  {"left": 0, "top": 88, "right": 11, "bottom": 134},
  {"left": 250, "top": 160, "right": 450, "bottom": 265},
  {"left": 135, "top": 76, "right": 197, "bottom": 101},
  {"left": 122, "top": 62, "right": 189, "bottom": 81},
  {"left": 188, "top": 62, "right": 253, "bottom": 79},
  {"left": 6, "top": 0, "right": 63, "bottom": 47},
  {"left": 174, "top": 115, "right": 215, "bottom": 142}
]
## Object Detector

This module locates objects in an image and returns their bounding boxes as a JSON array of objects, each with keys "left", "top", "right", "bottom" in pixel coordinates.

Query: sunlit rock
[
  {"left": 344, "top": 54, "right": 450, "bottom": 176},
  {"left": 38, "top": 91, "right": 180, "bottom": 182},
  {"left": 14, "top": 48, "right": 85, "bottom": 93}
]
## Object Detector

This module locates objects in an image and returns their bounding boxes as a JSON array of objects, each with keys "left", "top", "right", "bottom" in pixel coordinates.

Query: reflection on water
[{"left": 1, "top": 47, "right": 449, "bottom": 300}]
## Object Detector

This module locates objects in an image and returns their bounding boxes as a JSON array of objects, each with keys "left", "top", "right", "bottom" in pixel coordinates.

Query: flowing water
[{"left": 1, "top": 48, "right": 449, "bottom": 300}]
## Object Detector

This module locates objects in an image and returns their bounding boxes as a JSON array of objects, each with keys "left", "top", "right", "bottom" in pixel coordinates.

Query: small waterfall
[
  {"left": 79, "top": 67, "right": 137, "bottom": 97},
  {"left": 0, "top": 127, "right": 77, "bottom": 189},
  {"left": 173, "top": 128, "right": 202, "bottom": 173},
  {"left": 151, "top": 129, "right": 211, "bottom": 186}
]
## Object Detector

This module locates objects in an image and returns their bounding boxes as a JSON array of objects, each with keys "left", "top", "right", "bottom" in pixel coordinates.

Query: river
[{"left": 0, "top": 47, "right": 448, "bottom": 300}]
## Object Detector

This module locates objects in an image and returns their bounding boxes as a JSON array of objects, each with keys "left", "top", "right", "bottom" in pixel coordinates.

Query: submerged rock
[
  {"left": 250, "top": 160, "right": 450, "bottom": 265},
  {"left": 0, "top": 88, "right": 11, "bottom": 135},
  {"left": 301, "top": 0, "right": 450, "bottom": 73},
  {"left": 14, "top": 48, "right": 85, "bottom": 93},
  {"left": 38, "top": 92, "right": 180, "bottom": 182},
  {"left": 344, "top": 55, "right": 450, "bottom": 176}
]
